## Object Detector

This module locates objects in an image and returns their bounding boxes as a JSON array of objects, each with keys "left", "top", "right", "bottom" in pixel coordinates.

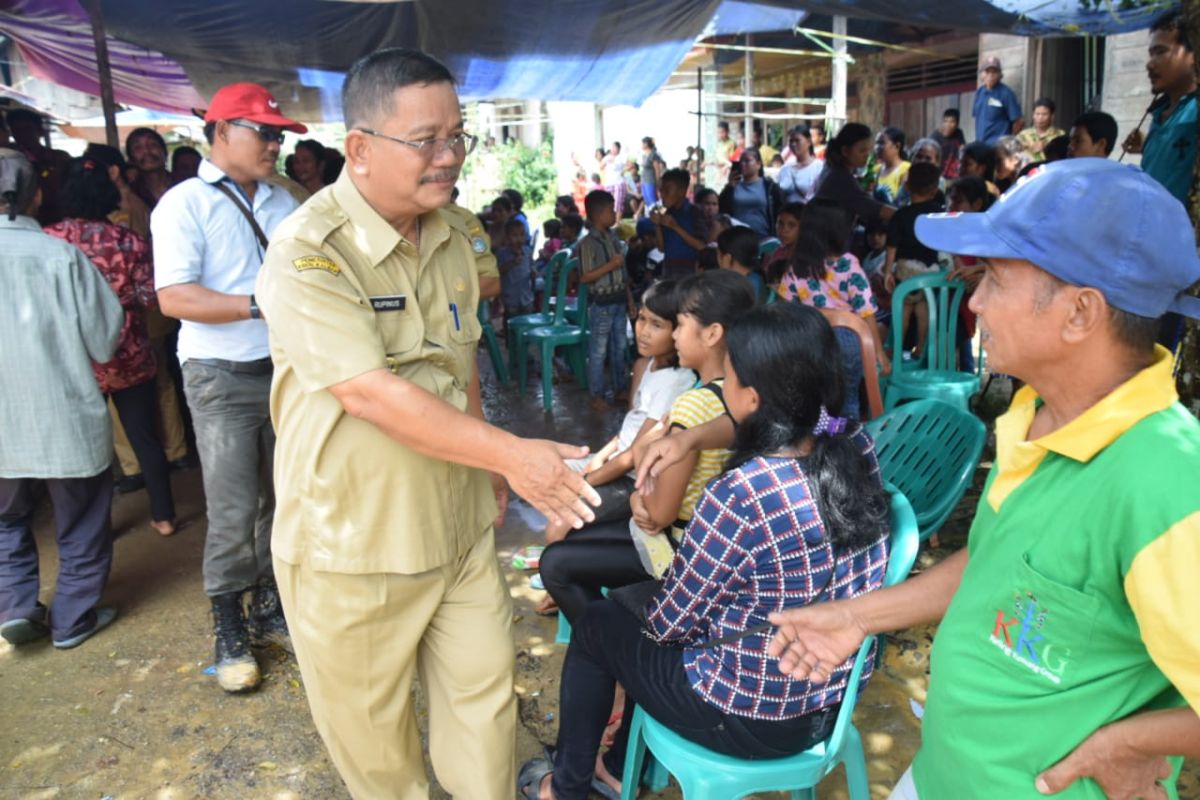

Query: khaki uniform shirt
[
  {"left": 256, "top": 170, "right": 496, "bottom": 575},
  {"left": 443, "top": 202, "right": 499, "bottom": 282}
]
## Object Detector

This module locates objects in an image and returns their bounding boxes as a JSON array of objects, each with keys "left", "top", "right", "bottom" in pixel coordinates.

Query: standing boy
[
  {"left": 578, "top": 189, "right": 631, "bottom": 410},
  {"left": 497, "top": 218, "right": 534, "bottom": 318},
  {"left": 650, "top": 168, "right": 707, "bottom": 279}
]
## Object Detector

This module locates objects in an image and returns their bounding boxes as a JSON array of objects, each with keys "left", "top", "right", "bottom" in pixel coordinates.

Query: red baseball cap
[{"left": 201, "top": 82, "right": 307, "bottom": 133}]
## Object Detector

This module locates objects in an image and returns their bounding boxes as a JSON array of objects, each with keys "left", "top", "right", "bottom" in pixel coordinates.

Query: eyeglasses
[
  {"left": 356, "top": 128, "right": 478, "bottom": 157},
  {"left": 227, "top": 120, "right": 286, "bottom": 145}
]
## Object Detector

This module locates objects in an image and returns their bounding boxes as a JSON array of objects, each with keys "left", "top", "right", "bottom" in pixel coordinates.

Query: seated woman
[
  {"left": 775, "top": 201, "right": 890, "bottom": 419},
  {"left": 519, "top": 303, "right": 892, "bottom": 800},
  {"left": 538, "top": 270, "right": 756, "bottom": 623}
]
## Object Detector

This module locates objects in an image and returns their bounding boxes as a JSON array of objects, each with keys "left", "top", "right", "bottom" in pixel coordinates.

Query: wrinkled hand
[
  {"left": 490, "top": 472, "right": 510, "bottom": 528},
  {"left": 767, "top": 601, "right": 868, "bottom": 682},
  {"left": 630, "top": 492, "right": 657, "bottom": 533},
  {"left": 1122, "top": 129, "right": 1144, "bottom": 155},
  {"left": 1035, "top": 725, "right": 1172, "bottom": 799},
  {"left": 505, "top": 439, "right": 601, "bottom": 529}
]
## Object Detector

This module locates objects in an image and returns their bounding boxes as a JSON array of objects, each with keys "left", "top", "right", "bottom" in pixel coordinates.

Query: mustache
[{"left": 419, "top": 170, "right": 459, "bottom": 184}]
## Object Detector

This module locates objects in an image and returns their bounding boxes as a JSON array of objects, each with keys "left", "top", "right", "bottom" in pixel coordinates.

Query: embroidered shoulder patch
[
  {"left": 293, "top": 255, "right": 341, "bottom": 276},
  {"left": 471, "top": 236, "right": 488, "bottom": 255}
]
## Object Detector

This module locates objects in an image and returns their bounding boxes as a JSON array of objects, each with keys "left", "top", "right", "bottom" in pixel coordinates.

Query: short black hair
[
  {"left": 543, "top": 218, "right": 561, "bottom": 238},
  {"left": 963, "top": 141, "right": 997, "bottom": 180},
  {"left": 60, "top": 156, "right": 121, "bottom": 221},
  {"left": 1151, "top": 10, "right": 1192, "bottom": 52},
  {"left": 4, "top": 109, "right": 45, "bottom": 130},
  {"left": 943, "top": 108, "right": 961, "bottom": 122},
  {"left": 697, "top": 248, "right": 720, "bottom": 271},
  {"left": 294, "top": 139, "right": 325, "bottom": 161},
  {"left": 1034, "top": 97, "right": 1056, "bottom": 114},
  {"left": 907, "top": 161, "right": 941, "bottom": 195},
  {"left": 717, "top": 121, "right": 729, "bottom": 132},
  {"left": 584, "top": 188, "right": 614, "bottom": 220},
  {"left": 716, "top": 225, "right": 760, "bottom": 270},
  {"left": 83, "top": 143, "right": 127, "bottom": 172},
  {"left": 642, "top": 136, "right": 656, "bottom": 148},
  {"left": 504, "top": 218, "right": 526, "bottom": 234},
  {"left": 1072, "top": 111, "right": 1118, "bottom": 156},
  {"left": 491, "top": 195, "right": 513, "bottom": 213},
  {"left": 555, "top": 194, "right": 574, "bottom": 209},
  {"left": 501, "top": 188, "right": 523, "bottom": 210},
  {"left": 1044, "top": 135, "right": 1070, "bottom": 162},
  {"left": 660, "top": 168, "right": 690, "bottom": 191},
  {"left": 171, "top": 145, "right": 201, "bottom": 171},
  {"left": 125, "top": 127, "right": 167, "bottom": 160},
  {"left": 948, "top": 175, "right": 994, "bottom": 211},
  {"left": 343, "top": 48, "right": 456, "bottom": 129},
  {"left": 560, "top": 212, "right": 584, "bottom": 235},
  {"left": 694, "top": 187, "right": 717, "bottom": 205}
]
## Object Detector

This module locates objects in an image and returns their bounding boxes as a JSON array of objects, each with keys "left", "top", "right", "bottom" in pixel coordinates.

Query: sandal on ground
[{"left": 517, "top": 756, "right": 554, "bottom": 800}]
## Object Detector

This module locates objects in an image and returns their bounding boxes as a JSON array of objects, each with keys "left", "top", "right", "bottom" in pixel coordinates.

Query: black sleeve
[{"left": 718, "top": 184, "right": 734, "bottom": 215}]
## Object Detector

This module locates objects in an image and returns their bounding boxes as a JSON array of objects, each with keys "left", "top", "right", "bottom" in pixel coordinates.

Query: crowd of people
[{"left": 0, "top": 11, "right": 1197, "bottom": 800}]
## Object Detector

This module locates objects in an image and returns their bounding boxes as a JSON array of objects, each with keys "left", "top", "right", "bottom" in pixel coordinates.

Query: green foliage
[{"left": 496, "top": 136, "right": 557, "bottom": 209}]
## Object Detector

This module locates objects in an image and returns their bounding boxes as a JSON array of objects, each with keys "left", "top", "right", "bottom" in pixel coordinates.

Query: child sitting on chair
[
  {"left": 518, "top": 303, "right": 892, "bottom": 800},
  {"left": 883, "top": 162, "right": 948, "bottom": 361}
]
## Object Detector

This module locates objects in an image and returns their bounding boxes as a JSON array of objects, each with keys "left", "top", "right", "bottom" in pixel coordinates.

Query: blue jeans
[
  {"left": 587, "top": 302, "right": 629, "bottom": 401},
  {"left": 833, "top": 327, "right": 863, "bottom": 420}
]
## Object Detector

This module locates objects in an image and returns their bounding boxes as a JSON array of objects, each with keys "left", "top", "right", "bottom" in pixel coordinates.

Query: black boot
[
  {"left": 248, "top": 577, "right": 293, "bottom": 653},
  {"left": 211, "top": 592, "right": 260, "bottom": 693}
]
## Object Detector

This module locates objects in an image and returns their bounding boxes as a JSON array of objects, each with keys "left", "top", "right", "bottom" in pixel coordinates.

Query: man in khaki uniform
[{"left": 255, "top": 49, "right": 599, "bottom": 800}]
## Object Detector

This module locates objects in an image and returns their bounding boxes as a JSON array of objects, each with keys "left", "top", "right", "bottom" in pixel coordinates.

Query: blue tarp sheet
[{"left": 0, "top": 0, "right": 1177, "bottom": 118}]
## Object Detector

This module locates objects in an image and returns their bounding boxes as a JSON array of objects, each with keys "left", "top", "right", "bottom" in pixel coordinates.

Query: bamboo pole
[{"left": 81, "top": 0, "right": 119, "bottom": 148}]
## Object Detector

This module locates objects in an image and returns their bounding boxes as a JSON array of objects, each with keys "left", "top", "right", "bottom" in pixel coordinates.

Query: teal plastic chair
[
  {"left": 477, "top": 301, "right": 510, "bottom": 385},
  {"left": 884, "top": 273, "right": 980, "bottom": 411},
  {"left": 518, "top": 264, "right": 590, "bottom": 410},
  {"left": 865, "top": 399, "right": 985, "bottom": 543},
  {"left": 507, "top": 250, "right": 569, "bottom": 374},
  {"left": 758, "top": 238, "right": 781, "bottom": 260},
  {"left": 619, "top": 488, "right": 921, "bottom": 800}
]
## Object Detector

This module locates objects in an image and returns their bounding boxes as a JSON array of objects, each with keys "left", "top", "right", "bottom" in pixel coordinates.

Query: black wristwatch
[{"left": 249, "top": 294, "right": 262, "bottom": 320}]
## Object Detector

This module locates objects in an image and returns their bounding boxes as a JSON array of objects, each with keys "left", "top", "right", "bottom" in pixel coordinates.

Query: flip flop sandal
[{"left": 517, "top": 756, "right": 554, "bottom": 800}]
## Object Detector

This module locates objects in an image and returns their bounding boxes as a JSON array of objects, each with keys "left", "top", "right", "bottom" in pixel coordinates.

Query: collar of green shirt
[
  {"left": 330, "top": 169, "right": 450, "bottom": 269},
  {"left": 988, "top": 345, "right": 1177, "bottom": 510}
]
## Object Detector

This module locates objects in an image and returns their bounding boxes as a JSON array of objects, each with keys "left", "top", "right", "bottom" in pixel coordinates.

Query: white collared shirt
[{"left": 152, "top": 158, "right": 299, "bottom": 363}]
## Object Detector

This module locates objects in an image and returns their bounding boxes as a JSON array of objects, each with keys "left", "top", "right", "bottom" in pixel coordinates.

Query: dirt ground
[{"left": 1, "top": 362, "right": 1196, "bottom": 800}]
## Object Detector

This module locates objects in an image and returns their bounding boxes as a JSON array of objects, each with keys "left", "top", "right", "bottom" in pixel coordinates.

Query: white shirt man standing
[{"left": 153, "top": 83, "right": 304, "bottom": 694}]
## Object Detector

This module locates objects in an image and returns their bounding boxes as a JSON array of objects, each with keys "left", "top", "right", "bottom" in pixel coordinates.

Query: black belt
[{"left": 188, "top": 357, "right": 274, "bottom": 375}]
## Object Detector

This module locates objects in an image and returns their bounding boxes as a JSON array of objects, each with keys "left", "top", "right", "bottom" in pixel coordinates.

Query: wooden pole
[
  {"left": 743, "top": 34, "right": 753, "bottom": 148},
  {"left": 831, "top": 16, "right": 849, "bottom": 133},
  {"left": 81, "top": 0, "right": 119, "bottom": 148},
  {"left": 696, "top": 67, "right": 702, "bottom": 153}
]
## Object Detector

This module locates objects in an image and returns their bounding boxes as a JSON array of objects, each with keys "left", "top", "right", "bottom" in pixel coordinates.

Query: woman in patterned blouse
[
  {"left": 518, "top": 303, "right": 892, "bottom": 800},
  {"left": 45, "top": 158, "right": 176, "bottom": 536}
]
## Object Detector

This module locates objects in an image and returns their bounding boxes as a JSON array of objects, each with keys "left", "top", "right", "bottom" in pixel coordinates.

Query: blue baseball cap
[{"left": 917, "top": 159, "right": 1200, "bottom": 319}]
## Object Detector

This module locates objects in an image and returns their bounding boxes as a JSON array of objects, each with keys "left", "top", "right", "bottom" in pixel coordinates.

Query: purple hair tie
[{"left": 813, "top": 406, "right": 848, "bottom": 437}]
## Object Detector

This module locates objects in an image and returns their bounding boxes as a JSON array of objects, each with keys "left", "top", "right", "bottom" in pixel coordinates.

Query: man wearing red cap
[{"left": 153, "top": 82, "right": 306, "bottom": 694}]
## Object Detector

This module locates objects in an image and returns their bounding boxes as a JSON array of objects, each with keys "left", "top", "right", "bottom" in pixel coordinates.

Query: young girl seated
[
  {"left": 543, "top": 280, "right": 696, "bottom": 545},
  {"left": 518, "top": 302, "right": 892, "bottom": 800},
  {"left": 538, "top": 270, "right": 756, "bottom": 623},
  {"left": 716, "top": 226, "right": 766, "bottom": 303},
  {"left": 776, "top": 202, "right": 890, "bottom": 418},
  {"left": 762, "top": 201, "right": 804, "bottom": 289}
]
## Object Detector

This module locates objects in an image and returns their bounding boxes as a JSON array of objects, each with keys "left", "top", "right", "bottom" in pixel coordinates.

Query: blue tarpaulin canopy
[{"left": 0, "top": 0, "right": 1176, "bottom": 119}]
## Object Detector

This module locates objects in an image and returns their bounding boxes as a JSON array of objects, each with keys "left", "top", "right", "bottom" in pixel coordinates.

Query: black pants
[
  {"left": 0, "top": 471, "right": 114, "bottom": 640},
  {"left": 551, "top": 600, "right": 839, "bottom": 799},
  {"left": 110, "top": 378, "right": 175, "bottom": 522},
  {"left": 540, "top": 514, "right": 650, "bottom": 623}
]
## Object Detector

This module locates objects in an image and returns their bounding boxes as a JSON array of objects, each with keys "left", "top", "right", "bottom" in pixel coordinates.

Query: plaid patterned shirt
[{"left": 646, "top": 430, "right": 890, "bottom": 720}]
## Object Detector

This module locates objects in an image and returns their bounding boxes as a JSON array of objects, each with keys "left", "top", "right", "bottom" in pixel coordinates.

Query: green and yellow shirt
[{"left": 914, "top": 347, "right": 1200, "bottom": 798}]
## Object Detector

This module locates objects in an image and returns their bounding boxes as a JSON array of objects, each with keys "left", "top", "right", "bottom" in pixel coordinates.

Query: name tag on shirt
[
  {"left": 370, "top": 295, "right": 407, "bottom": 312},
  {"left": 988, "top": 97, "right": 1004, "bottom": 108}
]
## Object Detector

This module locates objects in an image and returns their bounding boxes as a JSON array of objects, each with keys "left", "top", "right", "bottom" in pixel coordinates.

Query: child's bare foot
[
  {"left": 151, "top": 519, "right": 177, "bottom": 537},
  {"left": 593, "top": 753, "right": 622, "bottom": 795}
]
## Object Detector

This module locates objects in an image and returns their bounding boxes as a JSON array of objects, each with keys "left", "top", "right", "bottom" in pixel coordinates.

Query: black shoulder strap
[{"left": 212, "top": 180, "right": 269, "bottom": 250}]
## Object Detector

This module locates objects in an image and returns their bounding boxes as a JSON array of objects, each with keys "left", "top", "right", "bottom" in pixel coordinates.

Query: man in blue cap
[{"left": 767, "top": 158, "right": 1200, "bottom": 799}]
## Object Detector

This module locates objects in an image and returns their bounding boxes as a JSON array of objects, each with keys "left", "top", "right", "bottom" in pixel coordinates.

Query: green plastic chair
[
  {"left": 884, "top": 273, "right": 980, "bottom": 411},
  {"left": 476, "top": 301, "right": 510, "bottom": 385},
  {"left": 620, "top": 488, "right": 921, "bottom": 800},
  {"left": 865, "top": 399, "right": 985, "bottom": 543},
  {"left": 758, "top": 238, "right": 781, "bottom": 260},
  {"left": 518, "top": 263, "right": 590, "bottom": 411},
  {"left": 507, "top": 250, "right": 569, "bottom": 374}
]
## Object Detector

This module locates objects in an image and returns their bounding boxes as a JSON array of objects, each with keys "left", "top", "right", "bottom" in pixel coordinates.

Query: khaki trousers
[{"left": 276, "top": 531, "right": 516, "bottom": 800}]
